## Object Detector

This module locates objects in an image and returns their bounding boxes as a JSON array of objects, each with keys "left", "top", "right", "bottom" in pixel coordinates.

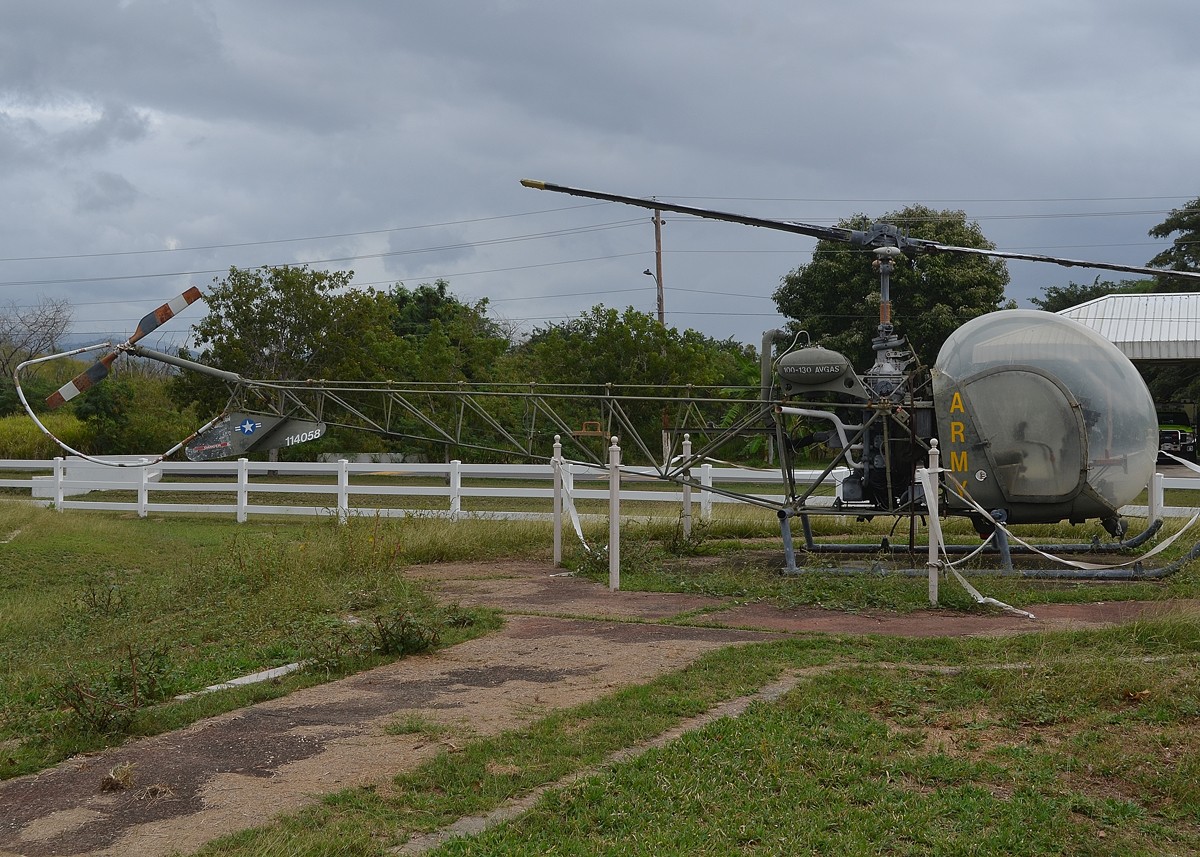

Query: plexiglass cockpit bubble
[{"left": 935, "top": 310, "right": 1156, "bottom": 510}]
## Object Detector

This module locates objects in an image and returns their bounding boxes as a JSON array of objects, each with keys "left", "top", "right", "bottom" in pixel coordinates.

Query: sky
[{"left": 1, "top": 0, "right": 1198, "bottom": 353}]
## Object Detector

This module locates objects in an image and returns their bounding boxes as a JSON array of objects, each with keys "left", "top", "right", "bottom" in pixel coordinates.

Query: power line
[
  {"left": 0, "top": 202, "right": 614, "bottom": 263},
  {"left": 0, "top": 220, "right": 646, "bottom": 288}
]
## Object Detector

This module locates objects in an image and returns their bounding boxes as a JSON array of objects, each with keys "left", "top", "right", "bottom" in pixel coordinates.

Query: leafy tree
[
  {"left": 1122, "top": 200, "right": 1200, "bottom": 401},
  {"left": 1148, "top": 197, "right": 1200, "bottom": 289},
  {"left": 173, "top": 265, "right": 400, "bottom": 415},
  {"left": 520, "top": 305, "right": 749, "bottom": 388},
  {"left": 389, "top": 279, "right": 509, "bottom": 383},
  {"left": 1030, "top": 276, "right": 1153, "bottom": 313},
  {"left": 74, "top": 371, "right": 197, "bottom": 455},
  {"left": 772, "top": 206, "right": 1010, "bottom": 368},
  {"left": 510, "top": 305, "right": 758, "bottom": 463}
]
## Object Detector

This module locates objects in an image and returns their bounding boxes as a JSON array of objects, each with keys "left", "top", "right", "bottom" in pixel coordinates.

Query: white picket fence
[
  {"left": 0, "top": 455, "right": 848, "bottom": 524},
  {"left": 1, "top": 457, "right": 1192, "bottom": 523}
]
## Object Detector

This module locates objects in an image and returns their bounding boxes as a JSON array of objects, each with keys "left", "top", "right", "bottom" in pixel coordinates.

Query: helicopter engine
[{"left": 775, "top": 344, "right": 937, "bottom": 510}]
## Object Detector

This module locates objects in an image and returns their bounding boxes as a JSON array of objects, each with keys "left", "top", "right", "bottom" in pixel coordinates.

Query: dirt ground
[{"left": 0, "top": 560, "right": 1183, "bottom": 857}]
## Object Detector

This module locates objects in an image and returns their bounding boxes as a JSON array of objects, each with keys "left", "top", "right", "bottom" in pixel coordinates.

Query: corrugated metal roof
[{"left": 1057, "top": 292, "right": 1200, "bottom": 361}]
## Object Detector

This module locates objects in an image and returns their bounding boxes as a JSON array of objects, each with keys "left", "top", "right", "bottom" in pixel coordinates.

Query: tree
[
  {"left": 0, "top": 295, "right": 72, "bottom": 377},
  {"left": 507, "top": 305, "right": 758, "bottom": 462},
  {"left": 0, "top": 296, "right": 72, "bottom": 415},
  {"left": 1030, "top": 276, "right": 1153, "bottom": 314},
  {"left": 389, "top": 279, "right": 510, "bottom": 383},
  {"left": 173, "top": 265, "right": 400, "bottom": 415},
  {"left": 1148, "top": 197, "right": 1200, "bottom": 289},
  {"left": 519, "top": 304, "right": 750, "bottom": 388},
  {"left": 772, "top": 206, "right": 1010, "bottom": 368},
  {"left": 73, "top": 375, "right": 196, "bottom": 455}
]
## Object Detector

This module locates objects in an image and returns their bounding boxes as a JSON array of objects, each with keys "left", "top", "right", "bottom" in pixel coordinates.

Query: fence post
[
  {"left": 53, "top": 456, "right": 64, "bottom": 511},
  {"left": 682, "top": 433, "right": 692, "bottom": 536},
  {"left": 449, "top": 459, "right": 461, "bottom": 522},
  {"left": 1149, "top": 472, "right": 1164, "bottom": 521},
  {"left": 138, "top": 465, "right": 149, "bottom": 518},
  {"left": 337, "top": 459, "right": 349, "bottom": 524},
  {"left": 552, "top": 435, "right": 563, "bottom": 566},
  {"left": 926, "top": 439, "right": 941, "bottom": 606},
  {"left": 609, "top": 436, "right": 620, "bottom": 591},
  {"left": 700, "top": 463, "right": 713, "bottom": 522},
  {"left": 237, "top": 458, "right": 248, "bottom": 523}
]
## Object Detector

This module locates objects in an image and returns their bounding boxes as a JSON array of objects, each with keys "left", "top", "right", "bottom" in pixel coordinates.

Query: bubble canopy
[{"left": 935, "top": 310, "right": 1156, "bottom": 509}]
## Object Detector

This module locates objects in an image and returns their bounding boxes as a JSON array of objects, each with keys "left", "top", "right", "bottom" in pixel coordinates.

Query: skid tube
[
  {"left": 776, "top": 512, "right": 1188, "bottom": 580},
  {"left": 790, "top": 517, "right": 1163, "bottom": 555},
  {"left": 783, "top": 540, "right": 1200, "bottom": 581}
]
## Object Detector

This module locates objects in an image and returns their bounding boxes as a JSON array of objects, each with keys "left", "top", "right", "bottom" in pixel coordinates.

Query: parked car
[{"left": 1157, "top": 405, "right": 1196, "bottom": 463}]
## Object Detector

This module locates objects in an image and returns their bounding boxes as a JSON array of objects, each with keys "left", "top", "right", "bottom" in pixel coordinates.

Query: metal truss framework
[{"left": 221, "top": 378, "right": 931, "bottom": 517}]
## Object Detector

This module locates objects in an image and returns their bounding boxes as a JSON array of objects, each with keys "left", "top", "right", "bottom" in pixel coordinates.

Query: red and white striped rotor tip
[{"left": 45, "top": 287, "right": 204, "bottom": 410}]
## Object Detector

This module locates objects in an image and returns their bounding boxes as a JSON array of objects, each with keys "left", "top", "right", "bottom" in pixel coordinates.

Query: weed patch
[{"left": 0, "top": 507, "right": 500, "bottom": 779}]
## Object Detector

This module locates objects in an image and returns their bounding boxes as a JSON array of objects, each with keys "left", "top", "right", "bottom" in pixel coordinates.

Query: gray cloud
[
  {"left": 74, "top": 170, "right": 138, "bottom": 212},
  {"left": 55, "top": 103, "right": 149, "bottom": 154},
  {"left": 0, "top": 0, "right": 1197, "bottom": 347}
]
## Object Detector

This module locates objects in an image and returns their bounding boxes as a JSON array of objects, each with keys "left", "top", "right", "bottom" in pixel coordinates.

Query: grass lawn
[
  {"left": 6, "top": 495, "right": 1200, "bottom": 854},
  {"left": 565, "top": 512, "right": 1200, "bottom": 614},
  {"left": 5, "top": 498, "right": 1200, "bottom": 781},
  {"left": 192, "top": 613, "right": 1200, "bottom": 856},
  {"left": 0, "top": 502, "right": 543, "bottom": 779}
]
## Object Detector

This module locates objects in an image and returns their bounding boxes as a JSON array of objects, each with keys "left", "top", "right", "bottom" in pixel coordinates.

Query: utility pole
[{"left": 653, "top": 209, "right": 664, "bottom": 325}]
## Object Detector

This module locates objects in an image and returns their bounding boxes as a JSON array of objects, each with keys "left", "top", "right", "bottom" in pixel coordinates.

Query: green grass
[
  {"left": 563, "top": 514, "right": 1200, "bottom": 614},
  {"left": 0, "top": 503, "right": 530, "bottom": 779},
  {"left": 189, "top": 613, "right": 1200, "bottom": 856}
]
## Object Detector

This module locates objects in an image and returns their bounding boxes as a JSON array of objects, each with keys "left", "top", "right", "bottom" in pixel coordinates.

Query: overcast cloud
[{"left": 1, "top": 0, "right": 1198, "bottom": 349}]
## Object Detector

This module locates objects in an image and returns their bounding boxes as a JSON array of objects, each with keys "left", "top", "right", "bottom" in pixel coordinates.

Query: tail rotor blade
[
  {"left": 47, "top": 352, "right": 118, "bottom": 409},
  {"left": 127, "top": 286, "right": 203, "bottom": 345},
  {"left": 42, "top": 287, "right": 204, "bottom": 410}
]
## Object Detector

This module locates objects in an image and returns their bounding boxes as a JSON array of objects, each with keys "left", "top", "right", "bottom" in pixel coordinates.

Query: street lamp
[{"left": 644, "top": 268, "right": 664, "bottom": 326}]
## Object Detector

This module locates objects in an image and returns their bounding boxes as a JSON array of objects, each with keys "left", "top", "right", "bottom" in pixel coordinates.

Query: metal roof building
[{"left": 1057, "top": 292, "right": 1200, "bottom": 362}]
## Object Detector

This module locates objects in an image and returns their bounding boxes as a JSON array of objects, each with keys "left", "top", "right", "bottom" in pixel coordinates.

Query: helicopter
[
  {"left": 519, "top": 180, "right": 1200, "bottom": 542},
  {"left": 17, "top": 180, "right": 1200, "bottom": 570}
]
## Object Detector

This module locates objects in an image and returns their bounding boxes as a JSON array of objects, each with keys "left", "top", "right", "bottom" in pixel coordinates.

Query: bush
[
  {"left": 49, "top": 642, "right": 179, "bottom": 734},
  {"left": 0, "top": 411, "right": 94, "bottom": 459},
  {"left": 369, "top": 607, "right": 441, "bottom": 656}
]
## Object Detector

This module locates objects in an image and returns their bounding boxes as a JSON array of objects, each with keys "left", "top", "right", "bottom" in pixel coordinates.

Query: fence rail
[
  {"left": 2, "top": 457, "right": 1194, "bottom": 523},
  {"left": 0, "top": 456, "right": 847, "bottom": 524}
]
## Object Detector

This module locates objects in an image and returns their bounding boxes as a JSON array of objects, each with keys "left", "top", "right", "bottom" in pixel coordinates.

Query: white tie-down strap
[
  {"left": 1161, "top": 451, "right": 1200, "bottom": 474},
  {"left": 936, "top": 469, "right": 1199, "bottom": 571},
  {"left": 556, "top": 460, "right": 591, "bottom": 553},
  {"left": 917, "top": 468, "right": 1035, "bottom": 619},
  {"left": 944, "top": 531, "right": 995, "bottom": 568}
]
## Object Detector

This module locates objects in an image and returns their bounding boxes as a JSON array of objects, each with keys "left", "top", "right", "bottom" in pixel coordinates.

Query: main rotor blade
[
  {"left": 46, "top": 352, "right": 118, "bottom": 409},
  {"left": 127, "top": 286, "right": 203, "bottom": 345},
  {"left": 521, "top": 179, "right": 860, "bottom": 245},
  {"left": 522, "top": 178, "right": 1200, "bottom": 284},
  {"left": 911, "top": 241, "right": 1200, "bottom": 283}
]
